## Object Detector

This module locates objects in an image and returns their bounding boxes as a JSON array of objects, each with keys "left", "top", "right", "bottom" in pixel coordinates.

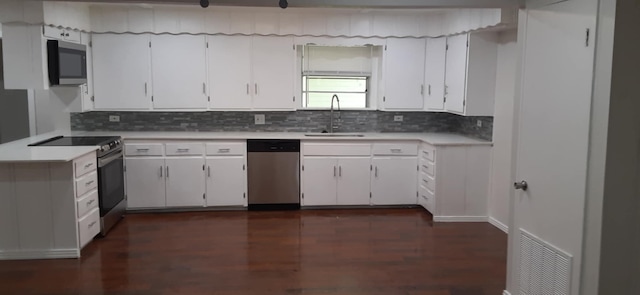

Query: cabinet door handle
[
  {"left": 428, "top": 84, "right": 432, "bottom": 95},
  {"left": 339, "top": 166, "right": 342, "bottom": 177},
  {"left": 421, "top": 84, "right": 424, "bottom": 95},
  {"left": 208, "top": 166, "right": 211, "bottom": 177},
  {"left": 160, "top": 166, "right": 163, "bottom": 177},
  {"left": 246, "top": 83, "right": 249, "bottom": 95},
  {"left": 203, "top": 83, "right": 206, "bottom": 94},
  {"left": 166, "top": 166, "right": 169, "bottom": 178},
  {"left": 145, "top": 83, "right": 148, "bottom": 96},
  {"left": 375, "top": 166, "right": 378, "bottom": 177},
  {"left": 255, "top": 83, "right": 258, "bottom": 95},
  {"left": 334, "top": 166, "right": 337, "bottom": 177}
]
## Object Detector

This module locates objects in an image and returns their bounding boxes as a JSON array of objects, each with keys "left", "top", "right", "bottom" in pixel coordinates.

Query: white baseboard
[
  {"left": 503, "top": 291, "right": 511, "bottom": 295},
  {"left": 0, "top": 249, "right": 79, "bottom": 260},
  {"left": 433, "top": 216, "right": 488, "bottom": 222},
  {"left": 489, "top": 217, "right": 509, "bottom": 233}
]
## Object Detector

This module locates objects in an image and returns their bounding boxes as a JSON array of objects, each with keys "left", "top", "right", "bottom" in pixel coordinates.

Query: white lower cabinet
[
  {"left": 125, "top": 157, "right": 166, "bottom": 209},
  {"left": 206, "top": 157, "right": 247, "bottom": 207},
  {"left": 165, "top": 158, "right": 206, "bottom": 207},
  {"left": 370, "top": 157, "right": 418, "bottom": 205},
  {"left": 302, "top": 156, "right": 371, "bottom": 206}
]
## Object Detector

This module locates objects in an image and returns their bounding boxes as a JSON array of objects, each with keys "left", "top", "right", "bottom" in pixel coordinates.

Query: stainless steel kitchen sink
[{"left": 304, "top": 133, "right": 365, "bottom": 137}]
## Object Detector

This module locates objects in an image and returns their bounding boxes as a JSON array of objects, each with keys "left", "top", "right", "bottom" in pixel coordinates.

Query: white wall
[
  {"left": 32, "top": 88, "right": 73, "bottom": 135},
  {"left": 0, "top": 40, "right": 31, "bottom": 144},
  {"left": 488, "top": 29, "right": 517, "bottom": 231}
]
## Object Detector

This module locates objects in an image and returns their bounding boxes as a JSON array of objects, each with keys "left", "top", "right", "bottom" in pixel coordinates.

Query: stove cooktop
[{"left": 28, "top": 136, "right": 120, "bottom": 147}]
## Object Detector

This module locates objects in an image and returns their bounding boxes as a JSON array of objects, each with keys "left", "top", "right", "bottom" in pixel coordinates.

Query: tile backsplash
[{"left": 71, "top": 111, "right": 493, "bottom": 141}]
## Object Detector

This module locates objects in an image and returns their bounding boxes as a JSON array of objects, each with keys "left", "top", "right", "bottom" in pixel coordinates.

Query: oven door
[{"left": 97, "top": 149, "right": 125, "bottom": 216}]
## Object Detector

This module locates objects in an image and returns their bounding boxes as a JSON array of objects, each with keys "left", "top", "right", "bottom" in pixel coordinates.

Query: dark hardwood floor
[{"left": 0, "top": 208, "right": 507, "bottom": 295}]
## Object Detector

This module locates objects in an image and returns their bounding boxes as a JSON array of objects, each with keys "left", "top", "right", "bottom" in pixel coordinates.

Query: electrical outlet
[
  {"left": 477, "top": 120, "right": 482, "bottom": 127},
  {"left": 394, "top": 115, "right": 403, "bottom": 122},
  {"left": 254, "top": 114, "right": 266, "bottom": 125},
  {"left": 109, "top": 115, "right": 120, "bottom": 122}
]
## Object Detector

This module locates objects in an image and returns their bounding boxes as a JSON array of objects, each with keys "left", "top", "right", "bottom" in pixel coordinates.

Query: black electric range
[{"left": 29, "top": 136, "right": 123, "bottom": 157}]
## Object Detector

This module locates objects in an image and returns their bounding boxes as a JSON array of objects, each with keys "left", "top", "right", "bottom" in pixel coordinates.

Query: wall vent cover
[{"left": 519, "top": 229, "right": 572, "bottom": 295}]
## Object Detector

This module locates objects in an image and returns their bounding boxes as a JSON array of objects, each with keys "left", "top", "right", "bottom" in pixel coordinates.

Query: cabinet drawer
[
  {"left": 206, "top": 142, "right": 245, "bottom": 156},
  {"left": 165, "top": 143, "right": 204, "bottom": 156},
  {"left": 419, "top": 187, "right": 435, "bottom": 213},
  {"left": 78, "top": 208, "right": 100, "bottom": 249},
  {"left": 420, "top": 144, "right": 436, "bottom": 162},
  {"left": 125, "top": 143, "right": 164, "bottom": 156},
  {"left": 372, "top": 143, "right": 418, "bottom": 156},
  {"left": 77, "top": 190, "right": 99, "bottom": 218},
  {"left": 74, "top": 153, "right": 97, "bottom": 178},
  {"left": 303, "top": 143, "right": 371, "bottom": 156},
  {"left": 76, "top": 172, "right": 98, "bottom": 198},
  {"left": 419, "top": 158, "right": 435, "bottom": 176},
  {"left": 420, "top": 174, "right": 436, "bottom": 192}
]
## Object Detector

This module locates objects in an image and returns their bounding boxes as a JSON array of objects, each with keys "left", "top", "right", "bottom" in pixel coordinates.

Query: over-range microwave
[{"left": 47, "top": 40, "right": 87, "bottom": 86}]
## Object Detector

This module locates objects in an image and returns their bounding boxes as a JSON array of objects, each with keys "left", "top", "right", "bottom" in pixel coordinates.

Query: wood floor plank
[{"left": 0, "top": 208, "right": 507, "bottom": 295}]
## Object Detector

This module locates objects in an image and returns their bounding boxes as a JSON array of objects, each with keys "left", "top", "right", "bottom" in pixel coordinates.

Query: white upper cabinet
[
  {"left": 424, "top": 38, "right": 447, "bottom": 111},
  {"left": 444, "top": 34, "right": 468, "bottom": 114},
  {"left": 382, "top": 38, "right": 426, "bottom": 110},
  {"left": 92, "top": 34, "right": 152, "bottom": 110},
  {"left": 207, "top": 35, "right": 253, "bottom": 110},
  {"left": 251, "top": 36, "right": 296, "bottom": 110},
  {"left": 151, "top": 35, "right": 208, "bottom": 109},
  {"left": 444, "top": 32, "right": 497, "bottom": 116}
]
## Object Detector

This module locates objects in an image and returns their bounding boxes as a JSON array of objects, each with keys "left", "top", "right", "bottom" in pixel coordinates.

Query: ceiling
[{"left": 50, "top": 0, "right": 522, "bottom": 9}]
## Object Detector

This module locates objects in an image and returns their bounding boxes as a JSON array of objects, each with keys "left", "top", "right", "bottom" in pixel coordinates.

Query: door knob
[{"left": 514, "top": 180, "right": 528, "bottom": 191}]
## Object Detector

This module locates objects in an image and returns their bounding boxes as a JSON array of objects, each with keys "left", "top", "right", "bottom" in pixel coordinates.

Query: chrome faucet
[{"left": 330, "top": 94, "right": 341, "bottom": 133}]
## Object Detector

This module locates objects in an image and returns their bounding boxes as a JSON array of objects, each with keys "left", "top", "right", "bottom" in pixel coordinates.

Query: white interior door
[
  {"left": 510, "top": 1, "right": 597, "bottom": 294},
  {"left": 424, "top": 38, "right": 447, "bottom": 111},
  {"left": 125, "top": 158, "right": 166, "bottom": 209},
  {"left": 383, "top": 38, "right": 426, "bottom": 110},
  {"left": 92, "top": 34, "right": 151, "bottom": 110},
  {"left": 208, "top": 35, "right": 252, "bottom": 110},
  {"left": 165, "top": 158, "right": 206, "bottom": 207},
  {"left": 206, "top": 157, "right": 246, "bottom": 207},
  {"left": 337, "top": 157, "right": 371, "bottom": 205},
  {"left": 151, "top": 35, "right": 208, "bottom": 109},
  {"left": 251, "top": 36, "right": 296, "bottom": 110},
  {"left": 444, "top": 34, "right": 468, "bottom": 114}
]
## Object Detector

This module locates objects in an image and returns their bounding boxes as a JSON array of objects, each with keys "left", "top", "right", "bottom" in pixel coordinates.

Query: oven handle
[{"left": 98, "top": 150, "right": 123, "bottom": 168}]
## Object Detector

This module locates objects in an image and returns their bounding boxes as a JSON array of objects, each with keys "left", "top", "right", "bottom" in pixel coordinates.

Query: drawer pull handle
[
  {"left": 390, "top": 149, "right": 402, "bottom": 153},
  {"left": 87, "top": 199, "right": 95, "bottom": 206},
  {"left": 422, "top": 165, "right": 429, "bottom": 169},
  {"left": 84, "top": 163, "right": 93, "bottom": 168},
  {"left": 88, "top": 221, "right": 97, "bottom": 228},
  {"left": 177, "top": 148, "right": 190, "bottom": 152},
  {"left": 218, "top": 148, "right": 230, "bottom": 153},
  {"left": 422, "top": 179, "right": 429, "bottom": 184},
  {"left": 86, "top": 180, "right": 95, "bottom": 186},
  {"left": 423, "top": 151, "right": 430, "bottom": 156},
  {"left": 136, "top": 148, "right": 150, "bottom": 152}
]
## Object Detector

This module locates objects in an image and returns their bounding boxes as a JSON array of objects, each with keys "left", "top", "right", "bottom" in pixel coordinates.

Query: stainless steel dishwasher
[{"left": 247, "top": 139, "right": 301, "bottom": 210}]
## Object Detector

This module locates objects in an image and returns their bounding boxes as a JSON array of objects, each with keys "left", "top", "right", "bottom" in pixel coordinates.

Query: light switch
[
  {"left": 394, "top": 115, "right": 403, "bottom": 122},
  {"left": 109, "top": 115, "right": 120, "bottom": 122},
  {"left": 255, "top": 114, "right": 266, "bottom": 125}
]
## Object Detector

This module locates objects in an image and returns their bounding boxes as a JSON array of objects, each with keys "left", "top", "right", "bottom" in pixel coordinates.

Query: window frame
[{"left": 301, "top": 74, "right": 370, "bottom": 109}]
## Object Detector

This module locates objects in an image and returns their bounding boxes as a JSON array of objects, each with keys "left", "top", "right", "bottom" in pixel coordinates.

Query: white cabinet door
[
  {"left": 92, "top": 34, "right": 151, "bottom": 110},
  {"left": 302, "top": 157, "right": 338, "bottom": 206},
  {"left": 383, "top": 38, "right": 426, "bottom": 110},
  {"left": 165, "top": 158, "right": 206, "bottom": 207},
  {"left": 337, "top": 157, "right": 371, "bottom": 206},
  {"left": 206, "top": 157, "right": 246, "bottom": 206},
  {"left": 208, "top": 35, "right": 252, "bottom": 110},
  {"left": 371, "top": 157, "right": 418, "bottom": 205},
  {"left": 151, "top": 35, "right": 208, "bottom": 109},
  {"left": 444, "top": 34, "right": 468, "bottom": 114},
  {"left": 251, "top": 36, "right": 296, "bottom": 110},
  {"left": 80, "top": 32, "right": 94, "bottom": 111},
  {"left": 125, "top": 158, "right": 166, "bottom": 209},
  {"left": 424, "top": 38, "right": 447, "bottom": 111}
]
